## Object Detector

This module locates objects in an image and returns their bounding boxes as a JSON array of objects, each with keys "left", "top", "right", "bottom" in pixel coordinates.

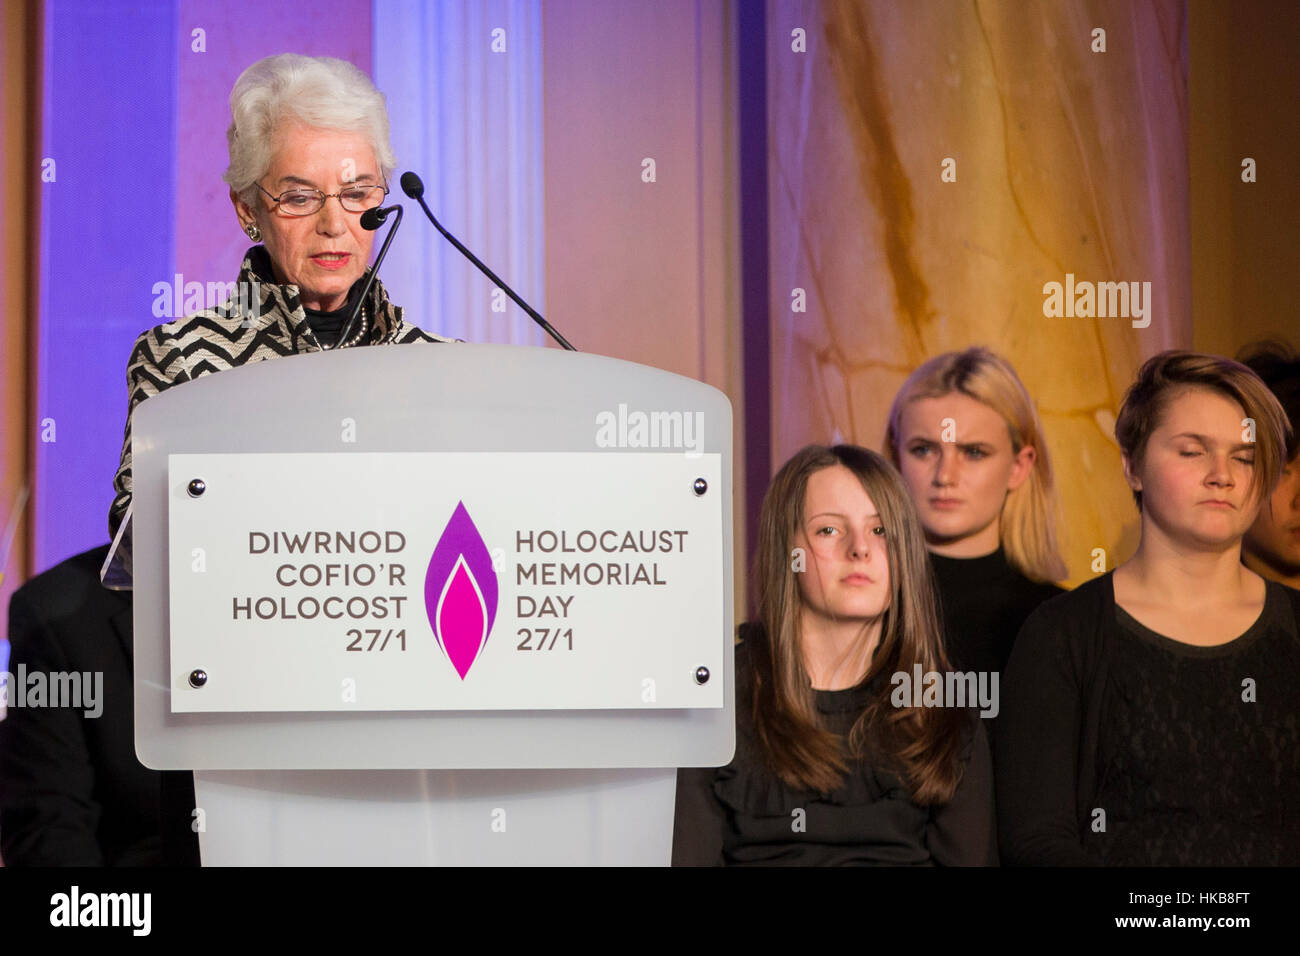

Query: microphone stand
[
  {"left": 401, "top": 173, "right": 576, "bottom": 352},
  {"left": 336, "top": 204, "right": 404, "bottom": 348}
]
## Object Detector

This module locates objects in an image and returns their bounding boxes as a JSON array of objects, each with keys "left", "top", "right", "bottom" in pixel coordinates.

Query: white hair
[{"left": 222, "top": 54, "right": 396, "bottom": 205}]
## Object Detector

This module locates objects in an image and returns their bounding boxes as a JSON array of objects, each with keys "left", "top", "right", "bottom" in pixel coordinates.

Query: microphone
[
  {"left": 400, "top": 171, "right": 576, "bottom": 351},
  {"left": 336, "top": 204, "right": 403, "bottom": 348},
  {"left": 361, "top": 204, "right": 397, "bottom": 229}
]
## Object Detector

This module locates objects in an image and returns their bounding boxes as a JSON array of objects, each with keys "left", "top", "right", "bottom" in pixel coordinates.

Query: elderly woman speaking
[{"left": 105, "top": 54, "right": 452, "bottom": 570}]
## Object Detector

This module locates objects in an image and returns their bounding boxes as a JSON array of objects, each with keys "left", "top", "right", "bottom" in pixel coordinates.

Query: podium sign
[
  {"left": 132, "top": 343, "right": 735, "bottom": 863},
  {"left": 133, "top": 343, "right": 734, "bottom": 772},
  {"left": 168, "top": 451, "right": 724, "bottom": 712}
]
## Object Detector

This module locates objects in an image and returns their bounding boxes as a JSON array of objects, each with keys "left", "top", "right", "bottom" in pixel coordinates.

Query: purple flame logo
[{"left": 424, "top": 501, "right": 498, "bottom": 680}]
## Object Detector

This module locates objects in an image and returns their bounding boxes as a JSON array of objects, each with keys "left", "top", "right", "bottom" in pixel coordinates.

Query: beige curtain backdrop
[
  {"left": 0, "top": 1, "right": 41, "bottom": 640},
  {"left": 768, "top": 0, "right": 1192, "bottom": 585}
]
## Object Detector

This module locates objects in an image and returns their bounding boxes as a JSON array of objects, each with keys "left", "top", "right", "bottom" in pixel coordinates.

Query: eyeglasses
[{"left": 256, "top": 180, "right": 389, "bottom": 217}]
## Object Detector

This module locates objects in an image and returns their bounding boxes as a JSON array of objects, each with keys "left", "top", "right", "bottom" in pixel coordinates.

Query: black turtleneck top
[
  {"left": 928, "top": 548, "right": 1063, "bottom": 676},
  {"left": 302, "top": 280, "right": 365, "bottom": 348}
]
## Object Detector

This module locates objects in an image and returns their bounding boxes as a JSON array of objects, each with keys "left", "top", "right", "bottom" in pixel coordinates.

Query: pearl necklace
[{"left": 327, "top": 301, "right": 369, "bottom": 350}]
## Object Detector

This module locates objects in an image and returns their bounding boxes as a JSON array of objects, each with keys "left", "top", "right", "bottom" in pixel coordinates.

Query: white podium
[{"left": 124, "top": 343, "right": 735, "bottom": 865}]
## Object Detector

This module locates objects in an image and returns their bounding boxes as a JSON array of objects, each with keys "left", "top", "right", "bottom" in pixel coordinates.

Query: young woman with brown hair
[
  {"left": 997, "top": 351, "right": 1300, "bottom": 865},
  {"left": 672, "top": 444, "right": 995, "bottom": 865}
]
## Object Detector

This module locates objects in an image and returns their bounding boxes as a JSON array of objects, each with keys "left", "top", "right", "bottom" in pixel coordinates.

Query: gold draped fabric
[{"left": 768, "top": 0, "right": 1192, "bottom": 583}]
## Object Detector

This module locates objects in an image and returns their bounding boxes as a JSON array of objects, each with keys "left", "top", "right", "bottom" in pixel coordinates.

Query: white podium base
[{"left": 193, "top": 768, "right": 676, "bottom": 866}]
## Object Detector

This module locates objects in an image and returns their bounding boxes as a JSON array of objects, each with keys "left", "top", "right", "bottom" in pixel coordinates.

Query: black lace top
[
  {"left": 996, "top": 573, "right": 1300, "bottom": 866},
  {"left": 1090, "top": 584, "right": 1300, "bottom": 865}
]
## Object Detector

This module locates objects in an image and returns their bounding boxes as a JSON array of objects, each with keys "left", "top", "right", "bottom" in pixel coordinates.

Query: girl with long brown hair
[{"left": 673, "top": 444, "right": 995, "bottom": 865}]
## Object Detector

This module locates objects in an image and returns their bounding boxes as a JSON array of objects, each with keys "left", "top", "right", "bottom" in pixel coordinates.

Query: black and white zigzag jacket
[{"left": 107, "top": 245, "right": 455, "bottom": 542}]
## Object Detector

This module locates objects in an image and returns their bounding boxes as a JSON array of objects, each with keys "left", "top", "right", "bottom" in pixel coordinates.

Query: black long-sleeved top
[
  {"left": 996, "top": 572, "right": 1300, "bottom": 865},
  {"left": 929, "top": 549, "right": 1063, "bottom": 676},
  {"left": 672, "top": 626, "right": 996, "bottom": 866}
]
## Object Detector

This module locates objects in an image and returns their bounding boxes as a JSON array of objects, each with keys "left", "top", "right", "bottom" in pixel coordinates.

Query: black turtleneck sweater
[
  {"left": 302, "top": 280, "right": 365, "bottom": 348},
  {"left": 928, "top": 549, "right": 1063, "bottom": 676}
]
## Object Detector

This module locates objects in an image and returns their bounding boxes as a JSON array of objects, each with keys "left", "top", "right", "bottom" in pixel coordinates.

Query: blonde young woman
[
  {"left": 885, "top": 347, "right": 1067, "bottom": 676},
  {"left": 672, "top": 445, "right": 995, "bottom": 866},
  {"left": 998, "top": 351, "right": 1300, "bottom": 865}
]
